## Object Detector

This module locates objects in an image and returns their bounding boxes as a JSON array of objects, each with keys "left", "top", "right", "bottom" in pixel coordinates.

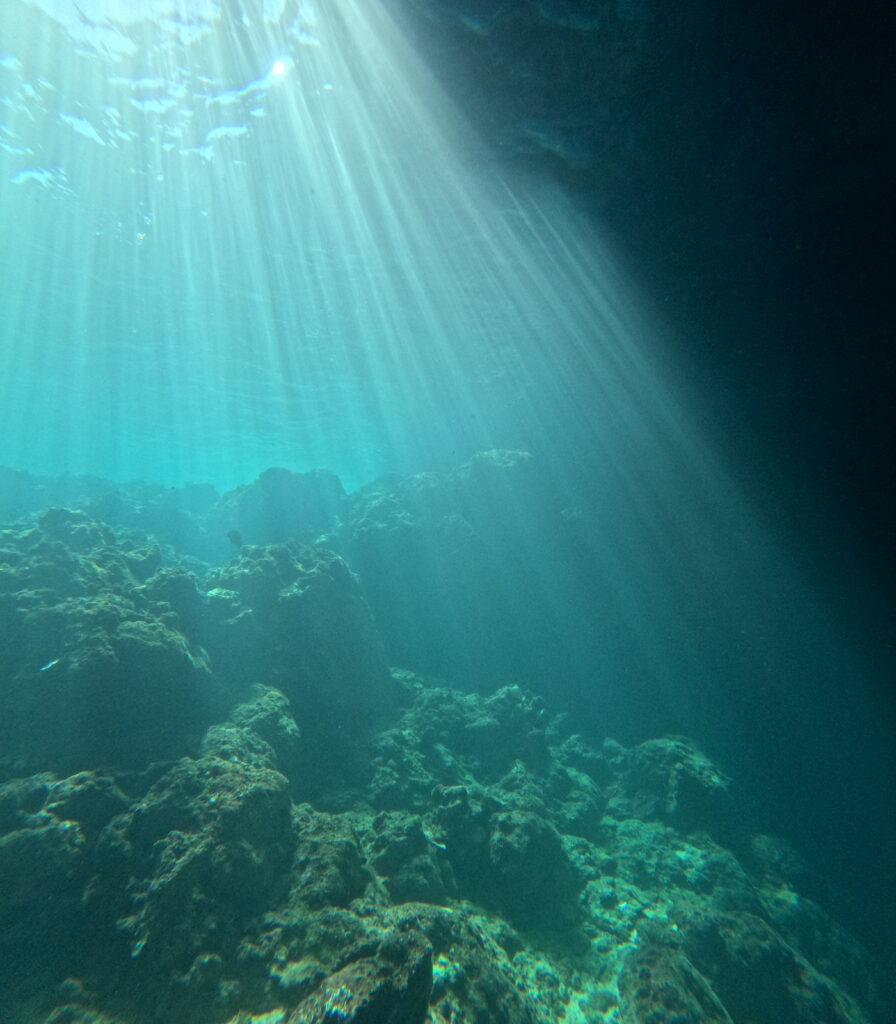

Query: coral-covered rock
[
  {"left": 286, "top": 930, "right": 432, "bottom": 1024},
  {"left": 0, "top": 470, "right": 891, "bottom": 1024},
  {"left": 396, "top": 904, "right": 541, "bottom": 1024},
  {"left": 205, "top": 544, "right": 391, "bottom": 711},
  {"left": 0, "top": 814, "right": 87, "bottom": 915},
  {"left": 101, "top": 756, "right": 294, "bottom": 977},
  {"left": 264, "top": 901, "right": 541, "bottom": 1024},
  {"left": 202, "top": 543, "right": 399, "bottom": 799},
  {"left": 200, "top": 685, "right": 301, "bottom": 780},
  {"left": 428, "top": 784, "right": 584, "bottom": 950},
  {"left": 371, "top": 682, "right": 553, "bottom": 792},
  {"left": 0, "top": 511, "right": 217, "bottom": 777},
  {"left": 618, "top": 923, "right": 733, "bottom": 1024},
  {"left": 140, "top": 566, "right": 206, "bottom": 636},
  {"left": 0, "top": 772, "right": 115, "bottom": 1019},
  {"left": 0, "top": 772, "right": 54, "bottom": 830},
  {"left": 679, "top": 909, "right": 872, "bottom": 1024},
  {"left": 487, "top": 811, "right": 584, "bottom": 942},
  {"left": 291, "top": 806, "right": 369, "bottom": 910},
  {"left": 370, "top": 811, "right": 454, "bottom": 904},
  {"left": 614, "top": 736, "right": 734, "bottom": 835},
  {"left": 43, "top": 772, "right": 130, "bottom": 840}
]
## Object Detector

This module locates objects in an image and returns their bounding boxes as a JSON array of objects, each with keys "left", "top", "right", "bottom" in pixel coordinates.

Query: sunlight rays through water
[
  {"left": 0, "top": 0, "right": 878, "bottom": 721},
  {"left": 1, "top": 0, "right": 701, "bottom": 493}
]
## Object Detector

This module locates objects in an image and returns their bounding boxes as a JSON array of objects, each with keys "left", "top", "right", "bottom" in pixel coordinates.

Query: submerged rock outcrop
[
  {"left": 0, "top": 465, "right": 891, "bottom": 1024},
  {"left": 0, "top": 508, "right": 216, "bottom": 776}
]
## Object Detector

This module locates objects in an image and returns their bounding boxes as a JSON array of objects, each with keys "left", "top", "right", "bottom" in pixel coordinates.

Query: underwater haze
[
  {"left": 1, "top": 2, "right": 894, "bottom": 1023},
  {"left": 1, "top": 0, "right": 659, "bottom": 491}
]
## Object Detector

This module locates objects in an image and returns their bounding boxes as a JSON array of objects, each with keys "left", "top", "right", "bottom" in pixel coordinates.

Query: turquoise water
[
  {"left": 1, "top": 3, "right": 894, "bottom": 1023},
  {"left": 2, "top": 0, "right": 891, "bottom": 888},
  {"left": 2, "top": 0, "right": 655, "bottom": 491}
]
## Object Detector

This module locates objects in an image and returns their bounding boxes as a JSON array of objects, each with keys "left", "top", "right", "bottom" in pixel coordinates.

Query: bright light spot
[{"left": 271, "top": 60, "right": 286, "bottom": 76}]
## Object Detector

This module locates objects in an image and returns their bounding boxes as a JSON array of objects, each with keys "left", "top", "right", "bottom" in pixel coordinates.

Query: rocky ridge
[{"left": 0, "top": 458, "right": 890, "bottom": 1023}]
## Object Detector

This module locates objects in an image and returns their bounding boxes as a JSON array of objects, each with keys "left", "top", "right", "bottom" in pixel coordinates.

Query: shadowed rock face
[
  {"left": 0, "top": 667, "right": 889, "bottom": 1024},
  {"left": 618, "top": 929, "right": 735, "bottom": 1024},
  {"left": 203, "top": 542, "right": 392, "bottom": 715},
  {"left": 0, "top": 501, "right": 398, "bottom": 784},
  {"left": 207, "top": 467, "right": 345, "bottom": 553},
  {"left": 105, "top": 756, "right": 296, "bottom": 966},
  {"left": 0, "top": 508, "right": 216, "bottom": 777},
  {"left": 286, "top": 932, "right": 433, "bottom": 1024},
  {"left": 201, "top": 542, "right": 403, "bottom": 796}
]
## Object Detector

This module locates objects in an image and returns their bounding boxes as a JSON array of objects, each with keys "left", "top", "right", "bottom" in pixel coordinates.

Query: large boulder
[
  {"left": 208, "top": 467, "right": 345, "bottom": 551},
  {"left": 98, "top": 753, "right": 295, "bottom": 1017},
  {"left": 0, "top": 509, "right": 216, "bottom": 777},
  {"left": 286, "top": 931, "right": 432, "bottom": 1024},
  {"left": 203, "top": 543, "right": 399, "bottom": 797}
]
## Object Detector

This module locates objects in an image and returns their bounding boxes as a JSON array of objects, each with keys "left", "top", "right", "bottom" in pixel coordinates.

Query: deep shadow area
[
  {"left": 387, "top": 0, "right": 896, "bottom": 594},
  {"left": 377, "top": 0, "right": 896, "bottom": 960}
]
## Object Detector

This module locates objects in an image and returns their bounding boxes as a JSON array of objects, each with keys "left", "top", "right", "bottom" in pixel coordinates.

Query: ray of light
[{"left": 0, "top": 0, "right": 885, "bottom": 726}]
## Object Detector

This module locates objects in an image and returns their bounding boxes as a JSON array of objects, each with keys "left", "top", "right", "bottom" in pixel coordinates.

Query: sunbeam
[{"left": 1, "top": 0, "right": 718, "bottom": 491}]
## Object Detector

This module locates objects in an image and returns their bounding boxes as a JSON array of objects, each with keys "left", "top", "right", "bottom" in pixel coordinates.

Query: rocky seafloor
[{"left": 0, "top": 453, "right": 890, "bottom": 1024}]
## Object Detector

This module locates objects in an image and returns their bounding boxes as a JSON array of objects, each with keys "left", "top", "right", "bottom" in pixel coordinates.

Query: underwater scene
[{"left": 1, "top": 1, "right": 894, "bottom": 1023}]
